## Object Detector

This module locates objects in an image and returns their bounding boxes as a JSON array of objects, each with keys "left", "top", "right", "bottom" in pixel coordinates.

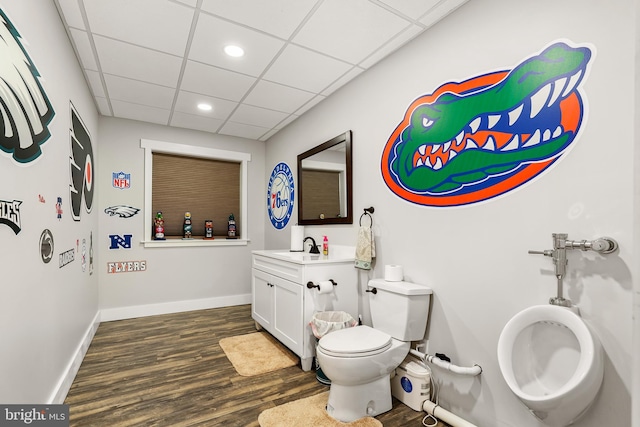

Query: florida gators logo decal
[{"left": 382, "top": 41, "right": 593, "bottom": 207}]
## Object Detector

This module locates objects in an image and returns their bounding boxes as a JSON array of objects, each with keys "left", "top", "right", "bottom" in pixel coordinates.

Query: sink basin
[{"left": 273, "top": 251, "right": 321, "bottom": 261}]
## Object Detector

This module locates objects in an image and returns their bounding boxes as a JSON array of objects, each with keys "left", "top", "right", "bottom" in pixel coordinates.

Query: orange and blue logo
[{"left": 381, "top": 41, "right": 593, "bottom": 207}]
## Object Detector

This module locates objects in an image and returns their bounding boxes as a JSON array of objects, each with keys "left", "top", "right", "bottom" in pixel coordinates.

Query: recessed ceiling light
[
  {"left": 197, "top": 103, "right": 212, "bottom": 111},
  {"left": 224, "top": 45, "right": 244, "bottom": 58}
]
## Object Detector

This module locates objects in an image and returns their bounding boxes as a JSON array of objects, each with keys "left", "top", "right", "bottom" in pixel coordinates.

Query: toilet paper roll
[
  {"left": 385, "top": 265, "right": 403, "bottom": 282},
  {"left": 290, "top": 225, "right": 304, "bottom": 251},
  {"left": 317, "top": 280, "right": 335, "bottom": 294}
]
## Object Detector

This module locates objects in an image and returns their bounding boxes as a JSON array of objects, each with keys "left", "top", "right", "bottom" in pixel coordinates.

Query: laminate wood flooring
[{"left": 65, "top": 305, "right": 448, "bottom": 426}]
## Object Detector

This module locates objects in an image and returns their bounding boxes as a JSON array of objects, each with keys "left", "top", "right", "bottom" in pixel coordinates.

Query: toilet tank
[{"left": 368, "top": 279, "right": 432, "bottom": 341}]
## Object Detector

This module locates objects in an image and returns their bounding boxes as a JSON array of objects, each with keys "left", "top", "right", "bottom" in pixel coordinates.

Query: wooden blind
[
  {"left": 152, "top": 153, "right": 240, "bottom": 238},
  {"left": 301, "top": 169, "right": 341, "bottom": 220}
]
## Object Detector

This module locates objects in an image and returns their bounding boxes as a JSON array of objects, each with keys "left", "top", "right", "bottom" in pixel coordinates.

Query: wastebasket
[{"left": 310, "top": 311, "right": 357, "bottom": 385}]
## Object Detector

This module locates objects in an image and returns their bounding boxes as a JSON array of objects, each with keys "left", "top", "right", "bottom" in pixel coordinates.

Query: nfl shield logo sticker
[{"left": 113, "top": 171, "right": 131, "bottom": 189}]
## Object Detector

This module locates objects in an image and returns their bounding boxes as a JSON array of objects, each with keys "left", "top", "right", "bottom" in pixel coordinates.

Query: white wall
[
  {"left": 265, "top": 0, "right": 635, "bottom": 426},
  {"left": 97, "top": 117, "right": 266, "bottom": 318},
  {"left": 0, "top": 1, "right": 99, "bottom": 403}
]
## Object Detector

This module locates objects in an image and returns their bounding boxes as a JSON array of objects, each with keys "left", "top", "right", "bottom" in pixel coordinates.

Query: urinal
[{"left": 497, "top": 305, "right": 603, "bottom": 427}]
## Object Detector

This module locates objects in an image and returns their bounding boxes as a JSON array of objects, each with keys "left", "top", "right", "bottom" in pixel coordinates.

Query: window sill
[{"left": 142, "top": 238, "right": 248, "bottom": 248}]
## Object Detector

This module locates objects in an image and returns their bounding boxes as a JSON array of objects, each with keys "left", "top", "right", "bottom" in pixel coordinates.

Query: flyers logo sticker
[
  {"left": 69, "top": 103, "right": 94, "bottom": 221},
  {"left": 0, "top": 9, "right": 55, "bottom": 164},
  {"left": 381, "top": 41, "right": 593, "bottom": 207}
]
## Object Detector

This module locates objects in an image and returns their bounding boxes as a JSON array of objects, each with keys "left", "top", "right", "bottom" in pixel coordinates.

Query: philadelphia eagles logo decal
[
  {"left": 104, "top": 205, "right": 140, "bottom": 218},
  {"left": 0, "top": 9, "right": 55, "bottom": 164},
  {"left": 69, "top": 103, "right": 94, "bottom": 221},
  {"left": 381, "top": 41, "right": 593, "bottom": 207}
]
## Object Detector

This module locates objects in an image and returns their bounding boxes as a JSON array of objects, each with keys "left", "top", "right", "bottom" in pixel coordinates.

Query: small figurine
[
  {"left": 204, "top": 220, "right": 214, "bottom": 239},
  {"left": 183, "top": 212, "right": 193, "bottom": 239},
  {"left": 227, "top": 213, "right": 237, "bottom": 239},
  {"left": 154, "top": 211, "right": 165, "bottom": 240}
]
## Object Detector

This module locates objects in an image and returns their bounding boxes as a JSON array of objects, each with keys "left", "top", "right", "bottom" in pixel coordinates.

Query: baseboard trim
[
  {"left": 49, "top": 311, "right": 101, "bottom": 404},
  {"left": 100, "top": 294, "right": 252, "bottom": 322}
]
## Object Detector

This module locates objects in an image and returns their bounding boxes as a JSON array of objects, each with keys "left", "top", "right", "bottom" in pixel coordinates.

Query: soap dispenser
[{"left": 323, "top": 235, "right": 329, "bottom": 256}]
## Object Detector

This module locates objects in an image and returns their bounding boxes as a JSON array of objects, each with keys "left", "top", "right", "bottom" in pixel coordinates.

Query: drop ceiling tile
[
  {"left": 219, "top": 121, "right": 270, "bottom": 140},
  {"left": 170, "top": 111, "right": 225, "bottom": 134},
  {"left": 292, "top": 0, "right": 410, "bottom": 64},
  {"left": 69, "top": 29, "right": 97, "bottom": 71},
  {"left": 293, "top": 94, "right": 325, "bottom": 116},
  {"left": 420, "top": 0, "right": 469, "bottom": 28},
  {"left": 264, "top": 44, "right": 352, "bottom": 93},
  {"left": 321, "top": 67, "right": 364, "bottom": 97},
  {"left": 189, "top": 13, "right": 285, "bottom": 77},
  {"left": 94, "top": 36, "right": 183, "bottom": 87},
  {"left": 111, "top": 100, "right": 170, "bottom": 125},
  {"left": 94, "top": 97, "right": 111, "bottom": 116},
  {"left": 174, "top": 91, "right": 238, "bottom": 121},
  {"left": 244, "top": 80, "right": 315, "bottom": 113},
  {"left": 229, "top": 104, "right": 289, "bottom": 129},
  {"left": 85, "top": 70, "right": 105, "bottom": 98},
  {"left": 181, "top": 61, "right": 255, "bottom": 101},
  {"left": 56, "top": 0, "right": 85, "bottom": 29},
  {"left": 378, "top": 0, "right": 441, "bottom": 19},
  {"left": 274, "top": 114, "right": 299, "bottom": 130},
  {"left": 104, "top": 74, "right": 176, "bottom": 109},
  {"left": 175, "top": 0, "right": 197, "bottom": 7},
  {"left": 359, "top": 24, "right": 424, "bottom": 69},
  {"left": 83, "top": 0, "right": 194, "bottom": 56},
  {"left": 200, "top": 0, "right": 317, "bottom": 40}
]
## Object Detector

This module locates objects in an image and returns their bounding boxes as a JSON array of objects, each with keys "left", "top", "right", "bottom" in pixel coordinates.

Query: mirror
[{"left": 297, "top": 131, "right": 352, "bottom": 225}]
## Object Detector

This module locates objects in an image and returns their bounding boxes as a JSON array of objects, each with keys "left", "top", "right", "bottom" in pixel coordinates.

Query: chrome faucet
[
  {"left": 529, "top": 233, "right": 618, "bottom": 307},
  {"left": 303, "top": 236, "right": 320, "bottom": 254}
]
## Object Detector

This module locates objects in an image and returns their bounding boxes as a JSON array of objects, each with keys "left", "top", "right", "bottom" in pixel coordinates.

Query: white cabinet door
[
  {"left": 251, "top": 268, "right": 273, "bottom": 329},
  {"left": 272, "top": 275, "right": 304, "bottom": 355}
]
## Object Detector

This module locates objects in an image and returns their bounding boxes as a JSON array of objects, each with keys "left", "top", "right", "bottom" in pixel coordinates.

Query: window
[{"left": 141, "top": 139, "right": 251, "bottom": 247}]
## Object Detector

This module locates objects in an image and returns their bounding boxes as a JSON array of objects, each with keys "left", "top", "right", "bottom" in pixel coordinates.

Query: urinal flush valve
[{"left": 528, "top": 233, "right": 618, "bottom": 307}]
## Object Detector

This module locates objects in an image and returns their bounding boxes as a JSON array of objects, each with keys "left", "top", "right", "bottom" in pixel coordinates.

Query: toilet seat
[{"left": 319, "top": 325, "right": 392, "bottom": 357}]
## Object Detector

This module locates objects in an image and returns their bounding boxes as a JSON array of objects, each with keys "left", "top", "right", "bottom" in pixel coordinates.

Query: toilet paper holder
[{"left": 307, "top": 279, "right": 337, "bottom": 289}]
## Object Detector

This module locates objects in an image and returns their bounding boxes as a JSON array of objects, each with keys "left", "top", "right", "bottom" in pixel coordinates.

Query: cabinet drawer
[{"left": 253, "top": 255, "right": 304, "bottom": 283}]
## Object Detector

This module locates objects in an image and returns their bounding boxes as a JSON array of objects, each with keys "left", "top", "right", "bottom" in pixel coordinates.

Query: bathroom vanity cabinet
[{"left": 251, "top": 249, "right": 358, "bottom": 371}]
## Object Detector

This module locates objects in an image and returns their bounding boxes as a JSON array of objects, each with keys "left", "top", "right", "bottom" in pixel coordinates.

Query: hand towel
[{"left": 355, "top": 225, "right": 375, "bottom": 270}]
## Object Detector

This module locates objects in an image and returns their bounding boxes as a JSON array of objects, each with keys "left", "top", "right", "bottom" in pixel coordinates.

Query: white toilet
[
  {"left": 316, "top": 278, "right": 432, "bottom": 422},
  {"left": 497, "top": 305, "right": 603, "bottom": 427}
]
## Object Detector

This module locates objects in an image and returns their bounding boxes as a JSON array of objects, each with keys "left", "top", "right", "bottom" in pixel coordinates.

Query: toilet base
[{"left": 325, "top": 375, "right": 392, "bottom": 422}]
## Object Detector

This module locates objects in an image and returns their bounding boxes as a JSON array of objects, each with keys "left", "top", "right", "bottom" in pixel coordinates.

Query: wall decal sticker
[
  {"left": 81, "top": 238, "right": 86, "bottom": 272},
  {"left": 108, "top": 234, "right": 132, "bottom": 249},
  {"left": 381, "top": 41, "right": 593, "bottom": 207},
  {"left": 107, "top": 260, "right": 147, "bottom": 274},
  {"left": 39, "top": 229, "right": 54, "bottom": 264},
  {"left": 0, "top": 199, "right": 22, "bottom": 234},
  {"left": 59, "top": 248, "right": 75, "bottom": 268},
  {"left": 89, "top": 232, "right": 94, "bottom": 275},
  {"left": 267, "top": 162, "right": 295, "bottom": 229},
  {"left": 104, "top": 205, "right": 140, "bottom": 218},
  {"left": 55, "top": 196, "right": 63, "bottom": 220},
  {"left": 112, "top": 172, "right": 131, "bottom": 189},
  {"left": 38, "top": 194, "right": 45, "bottom": 203},
  {"left": 69, "top": 103, "right": 94, "bottom": 220},
  {"left": 0, "top": 9, "right": 55, "bottom": 164}
]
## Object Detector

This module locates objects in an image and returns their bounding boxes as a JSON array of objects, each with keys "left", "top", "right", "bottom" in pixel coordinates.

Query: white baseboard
[
  {"left": 100, "top": 294, "right": 252, "bottom": 322},
  {"left": 49, "top": 311, "right": 101, "bottom": 404}
]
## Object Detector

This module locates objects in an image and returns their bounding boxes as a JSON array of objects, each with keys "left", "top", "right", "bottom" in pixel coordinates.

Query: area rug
[
  {"left": 258, "top": 392, "right": 382, "bottom": 427},
  {"left": 219, "top": 332, "right": 298, "bottom": 376}
]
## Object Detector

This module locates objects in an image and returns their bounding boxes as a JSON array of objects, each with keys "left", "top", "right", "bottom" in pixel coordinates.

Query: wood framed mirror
[{"left": 297, "top": 131, "right": 352, "bottom": 225}]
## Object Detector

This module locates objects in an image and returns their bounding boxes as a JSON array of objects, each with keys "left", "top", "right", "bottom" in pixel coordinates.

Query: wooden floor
[{"left": 65, "top": 305, "right": 448, "bottom": 426}]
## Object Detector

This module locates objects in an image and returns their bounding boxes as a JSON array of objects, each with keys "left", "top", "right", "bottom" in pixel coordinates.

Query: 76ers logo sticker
[{"left": 267, "top": 163, "right": 294, "bottom": 229}]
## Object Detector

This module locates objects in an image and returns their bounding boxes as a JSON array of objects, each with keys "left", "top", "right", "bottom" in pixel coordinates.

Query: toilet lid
[{"left": 318, "top": 325, "right": 392, "bottom": 357}]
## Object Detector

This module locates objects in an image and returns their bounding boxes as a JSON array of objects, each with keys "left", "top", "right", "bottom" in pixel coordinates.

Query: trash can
[{"left": 310, "top": 311, "right": 357, "bottom": 385}]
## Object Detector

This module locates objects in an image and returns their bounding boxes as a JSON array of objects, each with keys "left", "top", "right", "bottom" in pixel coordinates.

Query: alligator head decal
[{"left": 381, "top": 41, "right": 593, "bottom": 207}]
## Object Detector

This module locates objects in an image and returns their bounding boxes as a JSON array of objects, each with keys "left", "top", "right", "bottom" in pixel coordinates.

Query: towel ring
[{"left": 359, "top": 207, "right": 374, "bottom": 226}]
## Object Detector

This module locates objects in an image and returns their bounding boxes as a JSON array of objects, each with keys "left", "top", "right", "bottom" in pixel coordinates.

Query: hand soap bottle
[{"left": 322, "top": 235, "right": 329, "bottom": 256}]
